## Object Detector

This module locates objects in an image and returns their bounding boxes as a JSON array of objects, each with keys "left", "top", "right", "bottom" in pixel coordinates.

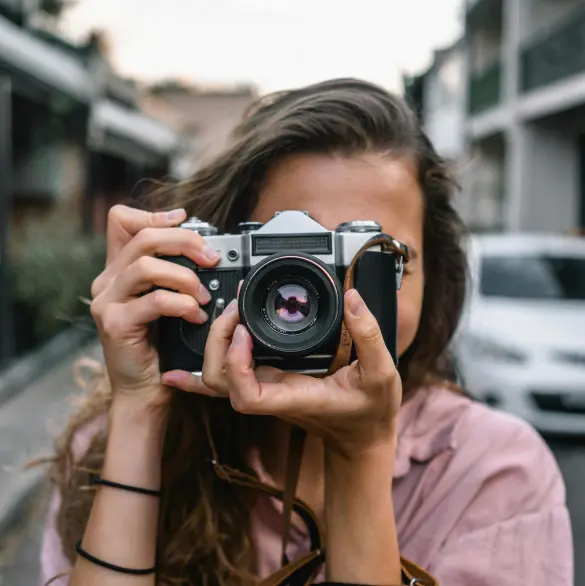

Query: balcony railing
[
  {"left": 468, "top": 60, "right": 502, "bottom": 114},
  {"left": 521, "top": 7, "right": 585, "bottom": 93}
]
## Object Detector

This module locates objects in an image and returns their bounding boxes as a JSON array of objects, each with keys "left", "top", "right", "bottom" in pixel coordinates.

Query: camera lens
[
  {"left": 239, "top": 253, "right": 343, "bottom": 357},
  {"left": 264, "top": 279, "right": 318, "bottom": 334},
  {"left": 273, "top": 284, "right": 311, "bottom": 325}
]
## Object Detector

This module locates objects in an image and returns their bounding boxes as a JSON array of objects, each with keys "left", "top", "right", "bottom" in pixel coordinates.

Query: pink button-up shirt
[{"left": 40, "top": 386, "right": 573, "bottom": 585}]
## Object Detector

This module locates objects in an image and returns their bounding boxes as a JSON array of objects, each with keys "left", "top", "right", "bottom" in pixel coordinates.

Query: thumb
[{"left": 343, "top": 289, "right": 394, "bottom": 379}]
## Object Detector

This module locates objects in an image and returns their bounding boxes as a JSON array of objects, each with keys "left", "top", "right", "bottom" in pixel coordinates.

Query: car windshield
[{"left": 480, "top": 254, "right": 585, "bottom": 300}]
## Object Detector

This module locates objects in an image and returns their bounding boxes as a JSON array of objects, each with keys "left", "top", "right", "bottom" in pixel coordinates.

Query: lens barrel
[{"left": 239, "top": 253, "right": 343, "bottom": 357}]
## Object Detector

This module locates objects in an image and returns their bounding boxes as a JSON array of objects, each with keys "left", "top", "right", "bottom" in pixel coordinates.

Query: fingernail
[
  {"left": 198, "top": 285, "right": 211, "bottom": 305},
  {"left": 223, "top": 299, "right": 238, "bottom": 316},
  {"left": 203, "top": 245, "right": 221, "bottom": 261},
  {"left": 346, "top": 289, "right": 366, "bottom": 316},
  {"left": 232, "top": 324, "right": 248, "bottom": 347},
  {"left": 197, "top": 308, "right": 209, "bottom": 322},
  {"left": 166, "top": 208, "right": 186, "bottom": 221}
]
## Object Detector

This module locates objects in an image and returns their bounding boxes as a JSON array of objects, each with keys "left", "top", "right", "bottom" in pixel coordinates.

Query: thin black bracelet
[
  {"left": 91, "top": 475, "right": 161, "bottom": 497},
  {"left": 75, "top": 540, "right": 157, "bottom": 575}
]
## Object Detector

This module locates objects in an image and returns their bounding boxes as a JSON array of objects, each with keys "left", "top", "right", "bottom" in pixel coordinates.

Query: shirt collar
[{"left": 394, "top": 386, "right": 469, "bottom": 479}]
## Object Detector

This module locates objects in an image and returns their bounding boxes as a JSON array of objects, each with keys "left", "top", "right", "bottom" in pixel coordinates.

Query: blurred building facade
[
  {"left": 466, "top": 0, "right": 585, "bottom": 235},
  {"left": 141, "top": 82, "right": 258, "bottom": 178},
  {"left": 0, "top": 0, "right": 183, "bottom": 365},
  {"left": 404, "top": 40, "right": 470, "bottom": 221},
  {"left": 408, "top": 0, "right": 585, "bottom": 235}
]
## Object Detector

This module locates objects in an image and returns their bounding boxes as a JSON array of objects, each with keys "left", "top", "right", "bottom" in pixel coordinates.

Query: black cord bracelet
[
  {"left": 75, "top": 540, "right": 157, "bottom": 575},
  {"left": 91, "top": 476, "right": 161, "bottom": 497}
]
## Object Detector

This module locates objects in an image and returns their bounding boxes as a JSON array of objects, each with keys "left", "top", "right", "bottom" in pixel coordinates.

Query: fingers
[
  {"left": 343, "top": 289, "right": 395, "bottom": 382},
  {"left": 112, "top": 227, "right": 220, "bottom": 275},
  {"left": 130, "top": 289, "right": 208, "bottom": 325},
  {"left": 92, "top": 289, "right": 207, "bottom": 343},
  {"left": 94, "top": 206, "right": 220, "bottom": 299},
  {"left": 223, "top": 324, "right": 263, "bottom": 413},
  {"left": 224, "top": 339, "right": 325, "bottom": 416},
  {"left": 160, "top": 370, "right": 221, "bottom": 397},
  {"left": 106, "top": 256, "right": 211, "bottom": 306},
  {"left": 201, "top": 299, "right": 240, "bottom": 394},
  {"left": 106, "top": 205, "right": 187, "bottom": 264}
]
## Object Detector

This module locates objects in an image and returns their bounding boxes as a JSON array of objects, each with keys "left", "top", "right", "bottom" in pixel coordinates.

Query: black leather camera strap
[{"left": 201, "top": 234, "right": 427, "bottom": 585}]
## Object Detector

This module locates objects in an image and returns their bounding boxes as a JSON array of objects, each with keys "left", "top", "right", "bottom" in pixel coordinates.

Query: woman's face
[{"left": 251, "top": 153, "right": 425, "bottom": 357}]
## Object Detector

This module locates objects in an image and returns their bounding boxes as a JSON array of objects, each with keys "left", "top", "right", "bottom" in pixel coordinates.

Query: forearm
[
  {"left": 324, "top": 435, "right": 401, "bottom": 585},
  {"left": 71, "top": 398, "right": 167, "bottom": 586}
]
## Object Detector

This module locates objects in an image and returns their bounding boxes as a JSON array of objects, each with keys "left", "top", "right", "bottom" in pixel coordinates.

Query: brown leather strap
[
  {"left": 201, "top": 235, "right": 436, "bottom": 586},
  {"left": 327, "top": 234, "right": 409, "bottom": 375},
  {"left": 258, "top": 550, "right": 323, "bottom": 586},
  {"left": 281, "top": 425, "right": 307, "bottom": 566},
  {"left": 275, "top": 234, "right": 409, "bottom": 575},
  {"left": 202, "top": 412, "right": 325, "bottom": 553},
  {"left": 400, "top": 557, "right": 438, "bottom": 585}
]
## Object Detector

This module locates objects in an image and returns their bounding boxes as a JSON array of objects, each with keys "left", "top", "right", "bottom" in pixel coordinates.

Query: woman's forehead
[{"left": 251, "top": 153, "right": 424, "bottom": 256}]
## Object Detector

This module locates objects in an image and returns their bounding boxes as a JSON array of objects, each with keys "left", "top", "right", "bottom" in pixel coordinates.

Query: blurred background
[{"left": 0, "top": 0, "right": 584, "bottom": 583}]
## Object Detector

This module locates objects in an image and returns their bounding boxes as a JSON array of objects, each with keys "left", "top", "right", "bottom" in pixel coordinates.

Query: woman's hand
[
  {"left": 89, "top": 205, "right": 220, "bottom": 412},
  {"left": 162, "top": 289, "right": 402, "bottom": 456}
]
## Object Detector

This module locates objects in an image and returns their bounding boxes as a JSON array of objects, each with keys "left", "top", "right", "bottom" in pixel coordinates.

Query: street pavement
[
  {"left": 0, "top": 358, "right": 583, "bottom": 585},
  {"left": 0, "top": 340, "right": 103, "bottom": 586}
]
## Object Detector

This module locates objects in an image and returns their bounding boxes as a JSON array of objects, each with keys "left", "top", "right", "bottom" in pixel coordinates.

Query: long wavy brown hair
[{"left": 49, "top": 79, "right": 468, "bottom": 586}]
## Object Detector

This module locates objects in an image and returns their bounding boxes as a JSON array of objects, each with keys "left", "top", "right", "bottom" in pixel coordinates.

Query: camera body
[{"left": 157, "top": 211, "right": 406, "bottom": 375}]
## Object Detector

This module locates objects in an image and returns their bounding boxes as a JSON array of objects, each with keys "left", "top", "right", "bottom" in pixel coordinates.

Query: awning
[
  {"left": 91, "top": 99, "right": 180, "bottom": 159},
  {"left": 0, "top": 15, "right": 92, "bottom": 103}
]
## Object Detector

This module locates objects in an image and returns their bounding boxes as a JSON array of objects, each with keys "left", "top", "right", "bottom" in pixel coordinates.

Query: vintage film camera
[{"left": 157, "top": 211, "right": 407, "bottom": 375}]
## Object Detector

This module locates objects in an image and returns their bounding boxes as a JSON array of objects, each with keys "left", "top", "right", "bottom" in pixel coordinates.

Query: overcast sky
[{"left": 61, "top": 0, "right": 463, "bottom": 93}]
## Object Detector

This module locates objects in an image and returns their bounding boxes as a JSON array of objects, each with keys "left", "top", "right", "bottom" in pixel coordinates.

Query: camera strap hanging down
[{"left": 203, "top": 235, "right": 436, "bottom": 585}]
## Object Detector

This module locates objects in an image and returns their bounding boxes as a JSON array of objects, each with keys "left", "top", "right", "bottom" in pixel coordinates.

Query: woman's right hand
[{"left": 90, "top": 205, "right": 221, "bottom": 411}]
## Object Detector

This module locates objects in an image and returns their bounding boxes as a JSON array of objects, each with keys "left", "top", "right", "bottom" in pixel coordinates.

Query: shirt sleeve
[
  {"left": 429, "top": 506, "right": 572, "bottom": 585},
  {"left": 428, "top": 408, "right": 573, "bottom": 585},
  {"left": 40, "top": 488, "right": 71, "bottom": 586},
  {"left": 39, "top": 415, "right": 107, "bottom": 586}
]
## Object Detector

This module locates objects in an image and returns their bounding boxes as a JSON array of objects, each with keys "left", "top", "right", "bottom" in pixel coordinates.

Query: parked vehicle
[{"left": 452, "top": 234, "right": 585, "bottom": 434}]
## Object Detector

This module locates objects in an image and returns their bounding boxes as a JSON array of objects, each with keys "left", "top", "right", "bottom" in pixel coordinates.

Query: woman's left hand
[{"left": 161, "top": 289, "right": 402, "bottom": 457}]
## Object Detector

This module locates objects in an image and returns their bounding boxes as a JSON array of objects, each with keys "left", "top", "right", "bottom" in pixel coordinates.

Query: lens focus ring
[{"left": 239, "top": 253, "right": 343, "bottom": 357}]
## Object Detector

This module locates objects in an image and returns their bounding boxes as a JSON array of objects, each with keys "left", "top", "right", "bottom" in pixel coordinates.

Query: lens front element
[
  {"left": 265, "top": 279, "right": 319, "bottom": 334},
  {"left": 239, "top": 253, "right": 343, "bottom": 357},
  {"left": 275, "top": 285, "right": 310, "bottom": 324}
]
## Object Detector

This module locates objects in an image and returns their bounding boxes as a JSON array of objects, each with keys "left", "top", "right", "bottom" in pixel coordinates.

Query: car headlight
[{"left": 467, "top": 336, "right": 528, "bottom": 363}]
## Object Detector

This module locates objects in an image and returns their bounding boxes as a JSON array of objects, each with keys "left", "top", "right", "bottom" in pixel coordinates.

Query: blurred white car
[{"left": 452, "top": 234, "right": 585, "bottom": 435}]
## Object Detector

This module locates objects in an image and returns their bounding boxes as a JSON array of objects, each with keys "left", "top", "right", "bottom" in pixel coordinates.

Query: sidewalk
[{"left": 0, "top": 340, "right": 102, "bottom": 538}]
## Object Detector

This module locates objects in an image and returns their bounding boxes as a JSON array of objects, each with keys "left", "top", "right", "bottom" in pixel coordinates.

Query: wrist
[
  {"left": 103, "top": 396, "right": 168, "bottom": 492},
  {"left": 325, "top": 420, "right": 398, "bottom": 467},
  {"left": 326, "top": 439, "right": 396, "bottom": 482},
  {"left": 110, "top": 393, "right": 169, "bottom": 444},
  {"left": 323, "top": 425, "right": 401, "bottom": 584}
]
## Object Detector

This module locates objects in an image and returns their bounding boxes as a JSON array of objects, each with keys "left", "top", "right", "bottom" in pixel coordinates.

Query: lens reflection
[{"left": 273, "top": 284, "right": 311, "bottom": 325}]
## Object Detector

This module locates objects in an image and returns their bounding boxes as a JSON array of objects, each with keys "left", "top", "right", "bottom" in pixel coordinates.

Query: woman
[{"left": 41, "top": 79, "right": 572, "bottom": 585}]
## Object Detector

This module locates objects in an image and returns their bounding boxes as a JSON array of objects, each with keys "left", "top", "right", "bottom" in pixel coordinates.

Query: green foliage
[{"left": 11, "top": 206, "right": 105, "bottom": 343}]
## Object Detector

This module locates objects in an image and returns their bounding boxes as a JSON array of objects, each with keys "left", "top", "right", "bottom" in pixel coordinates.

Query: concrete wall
[
  {"left": 503, "top": 111, "right": 584, "bottom": 233},
  {"left": 464, "top": 136, "right": 506, "bottom": 229},
  {"left": 423, "top": 47, "right": 466, "bottom": 158},
  {"left": 521, "top": 120, "right": 578, "bottom": 232}
]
